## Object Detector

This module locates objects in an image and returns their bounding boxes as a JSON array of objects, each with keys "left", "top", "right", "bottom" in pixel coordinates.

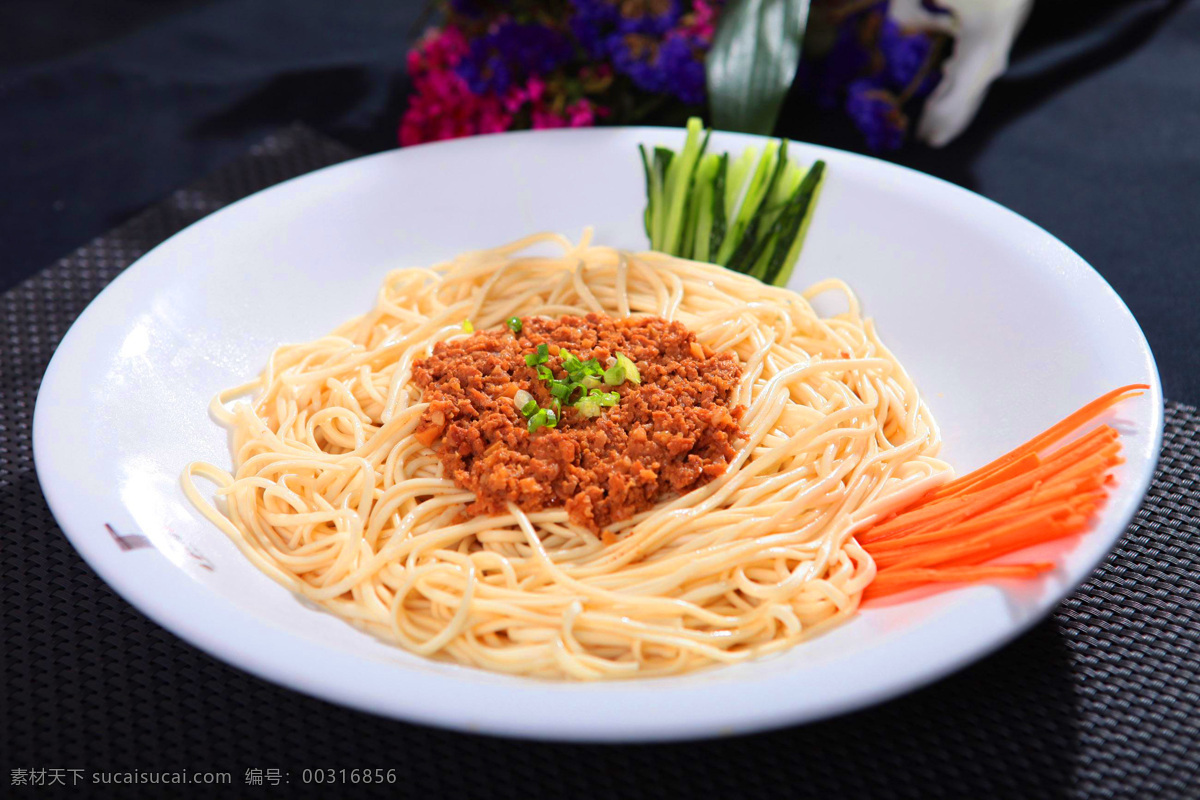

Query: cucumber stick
[
  {"left": 716, "top": 141, "right": 779, "bottom": 265},
  {"left": 688, "top": 154, "right": 721, "bottom": 263},
  {"left": 708, "top": 153, "right": 729, "bottom": 260},
  {"left": 766, "top": 161, "right": 826, "bottom": 287},
  {"left": 638, "top": 117, "right": 828, "bottom": 288},
  {"left": 660, "top": 118, "right": 708, "bottom": 255}
]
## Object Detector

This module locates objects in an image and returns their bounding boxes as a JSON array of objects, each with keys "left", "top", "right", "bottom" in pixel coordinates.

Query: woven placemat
[{"left": 3, "top": 125, "right": 1197, "bottom": 799}]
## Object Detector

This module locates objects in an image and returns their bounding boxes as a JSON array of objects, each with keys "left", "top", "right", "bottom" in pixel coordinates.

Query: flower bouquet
[{"left": 400, "top": 0, "right": 1033, "bottom": 151}]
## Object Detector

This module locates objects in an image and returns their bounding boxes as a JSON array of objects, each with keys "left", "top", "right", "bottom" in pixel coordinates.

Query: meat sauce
[{"left": 412, "top": 314, "right": 744, "bottom": 534}]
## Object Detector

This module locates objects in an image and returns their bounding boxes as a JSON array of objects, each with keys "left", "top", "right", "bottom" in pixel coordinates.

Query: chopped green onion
[
  {"left": 575, "top": 396, "right": 602, "bottom": 418},
  {"left": 560, "top": 350, "right": 604, "bottom": 382},
  {"left": 462, "top": 319, "right": 474, "bottom": 333},
  {"left": 603, "top": 363, "right": 624, "bottom": 386},
  {"left": 560, "top": 349, "right": 581, "bottom": 374},
  {"left": 527, "top": 407, "right": 557, "bottom": 434},
  {"left": 575, "top": 389, "right": 620, "bottom": 418},
  {"left": 593, "top": 389, "right": 620, "bottom": 406},
  {"left": 548, "top": 379, "right": 580, "bottom": 405},
  {"left": 506, "top": 316, "right": 523, "bottom": 334},
  {"left": 525, "top": 343, "right": 549, "bottom": 367},
  {"left": 514, "top": 389, "right": 535, "bottom": 413},
  {"left": 525, "top": 346, "right": 631, "bottom": 423},
  {"left": 605, "top": 353, "right": 641, "bottom": 386}
]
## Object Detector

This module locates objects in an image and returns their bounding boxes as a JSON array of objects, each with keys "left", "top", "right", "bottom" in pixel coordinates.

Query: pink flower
[
  {"left": 408, "top": 26, "right": 469, "bottom": 76},
  {"left": 531, "top": 108, "right": 568, "bottom": 129},
  {"left": 525, "top": 75, "right": 547, "bottom": 104},
  {"left": 684, "top": 0, "right": 719, "bottom": 42},
  {"left": 398, "top": 27, "right": 610, "bottom": 145},
  {"left": 399, "top": 25, "right": 517, "bottom": 145},
  {"left": 566, "top": 99, "right": 598, "bottom": 127},
  {"left": 529, "top": 97, "right": 603, "bottom": 130}
]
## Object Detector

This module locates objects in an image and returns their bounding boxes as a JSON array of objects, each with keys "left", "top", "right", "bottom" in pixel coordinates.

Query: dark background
[
  {"left": 2, "top": 0, "right": 1197, "bottom": 403},
  {"left": 1, "top": 2, "right": 1198, "bottom": 798}
]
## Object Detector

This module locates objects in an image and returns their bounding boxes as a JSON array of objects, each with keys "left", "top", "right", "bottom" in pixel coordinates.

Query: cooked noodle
[{"left": 183, "top": 231, "right": 951, "bottom": 679}]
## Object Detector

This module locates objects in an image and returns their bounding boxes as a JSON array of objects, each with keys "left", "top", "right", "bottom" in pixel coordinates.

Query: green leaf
[{"left": 706, "top": 0, "right": 810, "bottom": 135}]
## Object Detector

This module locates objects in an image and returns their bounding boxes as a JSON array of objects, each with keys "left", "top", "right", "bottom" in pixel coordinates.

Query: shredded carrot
[
  {"left": 860, "top": 384, "right": 1147, "bottom": 601},
  {"left": 926, "top": 384, "right": 1145, "bottom": 501},
  {"left": 860, "top": 425, "right": 1122, "bottom": 544},
  {"left": 867, "top": 564, "right": 1054, "bottom": 599}
]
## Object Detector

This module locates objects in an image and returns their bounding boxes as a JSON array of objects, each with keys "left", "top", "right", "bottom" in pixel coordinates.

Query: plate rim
[{"left": 32, "top": 126, "right": 1164, "bottom": 742}]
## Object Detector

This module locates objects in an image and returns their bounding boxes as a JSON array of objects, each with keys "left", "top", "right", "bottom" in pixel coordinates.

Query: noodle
[{"left": 183, "top": 231, "right": 951, "bottom": 679}]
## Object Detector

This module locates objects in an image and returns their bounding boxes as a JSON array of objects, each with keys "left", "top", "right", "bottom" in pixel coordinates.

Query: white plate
[{"left": 33, "top": 127, "right": 1162, "bottom": 741}]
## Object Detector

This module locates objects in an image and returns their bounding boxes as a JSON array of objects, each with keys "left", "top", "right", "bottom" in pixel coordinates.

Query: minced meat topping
[{"left": 411, "top": 313, "right": 744, "bottom": 534}]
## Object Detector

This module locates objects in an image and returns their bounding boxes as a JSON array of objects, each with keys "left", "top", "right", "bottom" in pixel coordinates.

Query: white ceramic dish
[{"left": 33, "top": 127, "right": 1162, "bottom": 741}]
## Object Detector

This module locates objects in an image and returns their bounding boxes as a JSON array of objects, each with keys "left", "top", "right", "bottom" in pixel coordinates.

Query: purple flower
[
  {"left": 570, "top": 0, "right": 683, "bottom": 60},
  {"left": 609, "top": 34, "right": 664, "bottom": 92},
  {"left": 456, "top": 22, "right": 574, "bottom": 95},
  {"left": 615, "top": 0, "right": 683, "bottom": 36},
  {"left": 845, "top": 78, "right": 906, "bottom": 151},
  {"left": 658, "top": 35, "right": 706, "bottom": 105},
  {"left": 815, "top": 24, "right": 871, "bottom": 109},
  {"left": 879, "top": 19, "right": 933, "bottom": 93},
  {"left": 570, "top": 0, "right": 620, "bottom": 59},
  {"left": 607, "top": 31, "right": 705, "bottom": 105}
]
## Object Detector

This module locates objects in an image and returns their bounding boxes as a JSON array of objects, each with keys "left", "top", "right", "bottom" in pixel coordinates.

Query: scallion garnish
[
  {"left": 514, "top": 389, "right": 536, "bottom": 415},
  {"left": 462, "top": 319, "right": 474, "bottom": 333},
  {"left": 604, "top": 353, "right": 641, "bottom": 386},
  {"left": 560, "top": 350, "right": 605, "bottom": 383},
  {"left": 548, "top": 379, "right": 579, "bottom": 405},
  {"left": 522, "top": 345, "right": 634, "bottom": 424},
  {"left": 527, "top": 406, "right": 558, "bottom": 434},
  {"left": 525, "top": 343, "right": 549, "bottom": 367},
  {"left": 506, "top": 316, "right": 523, "bottom": 334}
]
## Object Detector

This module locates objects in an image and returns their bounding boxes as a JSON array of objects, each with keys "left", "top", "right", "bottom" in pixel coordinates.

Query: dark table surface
[{"left": 2, "top": 2, "right": 1199, "bottom": 797}]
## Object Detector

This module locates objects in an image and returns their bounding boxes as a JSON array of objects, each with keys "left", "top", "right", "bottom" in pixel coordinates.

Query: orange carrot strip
[
  {"left": 858, "top": 386, "right": 1142, "bottom": 602},
  {"left": 876, "top": 495, "right": 1104, "bottom": 570},
  {"left": 934, "top": 452, "right": 1040, "bottom": 496},
  {"left": 873, "top": 510, "right": 1070, "bottom": 570},
  {"left": 864, "top": 563, "right": 1054, "bottom": 600},
  {"left": 927, "top": 426, "right": 1116, "bottom": 510},
  {"left": 868, "top": 565, "right": 1054, "bottom": 598},
  {"left": 863, "top": 455, "right": 1100, "bottom": 542},
  {"left": 869, "top": 468, "right": 1105, "bottom": 546},
  {"left": 928, "top": 385, "right": 1145, "bottom": 500},
  {"left": 928, "top": 518, "right": 1088, "bottom": 570},
  {"left": 862, "top": 432, "right": 1119, "bottom": 544},
  {"left": 880, "top": 510, "right": 1092, "bottom": 573},
  {"left": 864, "top": 489, "right": 1107, "bottom": 556}
]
